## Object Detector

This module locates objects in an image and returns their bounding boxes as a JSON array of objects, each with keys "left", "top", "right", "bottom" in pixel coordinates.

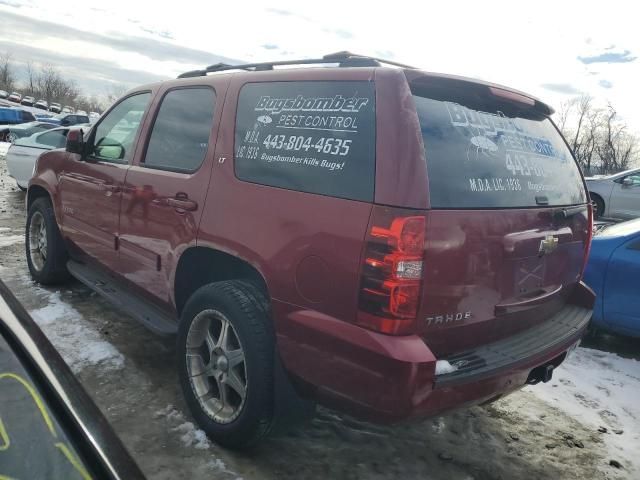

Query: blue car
[{"left": 584, "top": 219, "right": 640, "bottom": 337}]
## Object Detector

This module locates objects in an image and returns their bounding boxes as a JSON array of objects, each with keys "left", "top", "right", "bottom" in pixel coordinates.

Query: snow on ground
[
  {"left": 154, "top": 405, "right": 242, "bottom": 477},
  {"left": 155, "top": 405, "right": 211, "bottom": 450},
  {"left": 30, "top": 291, "right": 125, "bottom": 373},
  {"left": 0, "top": 233, "right": 23, "bottom": 248},
  {"left": 528, "top": 346, "right": 640, "bottom": 475}
]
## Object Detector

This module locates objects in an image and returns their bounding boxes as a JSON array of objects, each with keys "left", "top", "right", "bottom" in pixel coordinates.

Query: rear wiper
[
  {"left": 535, "top": 195, "right": 549, "bottom": 206},
  {"left": 554, "top": 205, "right": 588, "bottom": 220}
]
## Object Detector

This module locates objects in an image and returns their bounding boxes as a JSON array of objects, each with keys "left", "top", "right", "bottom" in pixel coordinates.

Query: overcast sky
[{"left": 0, "top": 0, "right": 637, "bottom": 131}]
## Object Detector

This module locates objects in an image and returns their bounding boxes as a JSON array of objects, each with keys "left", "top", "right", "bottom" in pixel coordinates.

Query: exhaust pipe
[{"left": 526, "top": 364, "right": 554, "bottom": 385}]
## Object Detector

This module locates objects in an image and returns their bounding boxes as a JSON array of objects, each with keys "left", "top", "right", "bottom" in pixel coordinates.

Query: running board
[{"left": 67, "top": 260, "right": 178, "bottom": 336}]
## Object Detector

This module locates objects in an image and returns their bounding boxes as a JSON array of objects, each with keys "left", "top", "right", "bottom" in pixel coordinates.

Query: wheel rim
[
  {"left": 28, "top": 211, "right": 47, "bottom": 271},
  {"left": 186, "top": 309, "right": 247, "bottom": 424}
]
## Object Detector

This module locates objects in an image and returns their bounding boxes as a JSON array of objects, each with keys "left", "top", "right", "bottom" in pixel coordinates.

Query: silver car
[
  {"left": 586, "top": 168, "right": 640, "bottom": 219},
  {"left": 5, "top": 126, "right": 89, "bottom": 190}
]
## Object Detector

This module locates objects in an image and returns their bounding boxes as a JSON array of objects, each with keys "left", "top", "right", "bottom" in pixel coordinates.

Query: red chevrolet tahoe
[{"left": 25, "top": 52, "right": 594, "bottom": 448}]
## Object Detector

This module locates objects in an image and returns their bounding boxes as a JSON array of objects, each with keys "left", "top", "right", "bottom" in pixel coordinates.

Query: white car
[
  {"left": 5, "top": 126, "right": 85, "bottom": 190},
  {"left": 586, "top": 168, "right": 640, "bottom": 219}
]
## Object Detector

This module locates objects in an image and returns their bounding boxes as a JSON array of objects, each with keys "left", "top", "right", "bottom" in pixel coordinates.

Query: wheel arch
[
  {"left": 173, "top": 246, "right": 270, "bottom": 316},
  {"left": 588, "top": 191, "right": 605, "bottom": 216},
  {"left": 26, "top": 183, "right": 52, "bottom": 211}
]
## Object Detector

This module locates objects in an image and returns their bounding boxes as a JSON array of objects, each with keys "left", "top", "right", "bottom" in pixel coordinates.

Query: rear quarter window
[
  {"left": 413, "top": 88, "right": 587, "bottom": 208},
  {"left": 234, "top": 81, "right": 376, "bottom": 201}
]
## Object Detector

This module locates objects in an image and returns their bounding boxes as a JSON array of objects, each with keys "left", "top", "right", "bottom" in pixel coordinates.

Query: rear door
[
  {"left": 410, "top": 78, "right": 590, "bottom": 356},
  {"left": 117, "top": 82, "right": 225, "bottom": 306},
  {"left": 609, "top": 173, "right": 640, "bottom": 219}
]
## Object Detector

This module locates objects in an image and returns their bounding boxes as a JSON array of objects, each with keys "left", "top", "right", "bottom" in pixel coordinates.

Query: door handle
[
  {"left": 166, "top": 193, "right": 197, "bottom": 212},
  {"left": 494, "top": 284, "right": 563, "bottom": 316},
  {"left": 99, "top": 183, "right": 120, "bottom": 194}
]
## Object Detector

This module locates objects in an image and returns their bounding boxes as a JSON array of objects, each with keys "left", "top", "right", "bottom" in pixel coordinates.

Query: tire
[
  {"left": 591, "top": 194, "right": 605, "bottom": 219},
  {"left": 25, "top": 197, "right": 70, "bottom": 284},
  {"left": 177, "top": 280, "right": 277, "bottom": 449},
  {"left": 6, "top": 132, "right": 17, "bottom": 143}
]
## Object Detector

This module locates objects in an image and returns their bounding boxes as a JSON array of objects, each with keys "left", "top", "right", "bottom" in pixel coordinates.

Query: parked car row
[{"left": 1, "top": 89, "right": 100, "bottom": 116}]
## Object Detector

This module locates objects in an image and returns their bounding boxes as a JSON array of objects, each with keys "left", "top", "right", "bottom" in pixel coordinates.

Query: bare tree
[
  {"left": 24, "top": 61, "right": 37, "bottom": 96},
  {"left": 0, "top": 52, "right": 16, "bottom": 92},
  {"left": 557, "top": 98, "right": 639, "bottom": 175}
]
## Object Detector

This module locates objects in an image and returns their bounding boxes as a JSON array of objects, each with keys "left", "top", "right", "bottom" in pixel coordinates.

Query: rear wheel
[
  {"left": 591, "top": 194, "right": 605, "bottom": 219},
  {"left": 177, "top": 281, "right": 278, "bottom": 449},
  {"left": 25, "top": 197, "right": 70, "bottom": 284}
]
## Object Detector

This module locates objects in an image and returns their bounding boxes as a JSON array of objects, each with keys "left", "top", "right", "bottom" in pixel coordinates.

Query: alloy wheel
[
  {"left": 185, "top": 309, "right": 247, "bottom": 424},
  {"left": 28, "top": 211, "right": 47, "bottom": 271}
]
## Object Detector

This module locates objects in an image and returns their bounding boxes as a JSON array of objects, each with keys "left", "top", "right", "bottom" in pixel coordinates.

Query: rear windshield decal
[{"left": 414, "top": 95, "right": 585, "bottom": 208}]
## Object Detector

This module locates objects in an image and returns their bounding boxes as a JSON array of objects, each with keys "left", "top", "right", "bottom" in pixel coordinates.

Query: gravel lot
[{"left": 0, "top": 145, "right": 637, "bottom": 480}]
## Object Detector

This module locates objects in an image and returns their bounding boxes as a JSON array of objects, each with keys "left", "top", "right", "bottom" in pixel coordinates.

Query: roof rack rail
[{"left": 177, "top": 51, "right": 416, "bottom": 78}]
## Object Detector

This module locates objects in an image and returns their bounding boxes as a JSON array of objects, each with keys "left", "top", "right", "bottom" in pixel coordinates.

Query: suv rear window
[
  {"left": 235, "top": 81, "right": 376, "bottom": 201},
  {"left": 412, "top": 83, "right": 587, "bottom": 208}
]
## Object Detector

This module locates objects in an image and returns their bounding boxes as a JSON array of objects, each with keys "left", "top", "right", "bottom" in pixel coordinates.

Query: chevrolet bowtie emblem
[{"left": 539, "top": 235, "right": 559, "bottom": 256}]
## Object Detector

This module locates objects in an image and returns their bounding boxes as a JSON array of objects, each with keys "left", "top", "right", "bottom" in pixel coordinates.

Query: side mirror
[
  {"left": 66, "top": 129, "right": 84, "bottom": 155},
  {"left": 94, "top": 143, "right": 125, "bottom": 161},
  {"left": 60, "top": 119, "right": 71, "bottom": 126},
  {"left": 622, "top": 177, "right": 633, "bottom": 186}
]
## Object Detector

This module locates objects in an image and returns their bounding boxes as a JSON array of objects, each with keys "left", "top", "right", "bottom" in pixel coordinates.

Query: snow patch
[
  {"left": 156, "top": 405, "right": 212, "bottom": 450},
  {"left": 29, "top": 292, "right": 124, "bottom": 373},
  {"left": 172, "top": 422, "right": 211, "bottom": 450},
  {"left": 156, "top": 404, "right": 241, "bottom": 476},
  {"left": 0, "top": 234, "right": 23, "bottom": 248},
  {"left": 528, "top": 347, "right": 640, "bottom": 475},
  {"left": 435, "top": 360, "right": 458, "bottom": 375}
]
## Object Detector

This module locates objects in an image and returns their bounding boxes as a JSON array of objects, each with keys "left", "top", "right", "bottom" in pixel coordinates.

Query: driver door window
[{"left": 90, "top": 93, "right": 151, "bottom": 163}]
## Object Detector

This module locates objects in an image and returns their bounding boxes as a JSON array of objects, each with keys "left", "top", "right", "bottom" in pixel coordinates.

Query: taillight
[
  {"left": 357, "top": 207, "right": 426, "bottom": 335},
  {"left": 579, "top": 203, "right": 594, "bottom": 279}
]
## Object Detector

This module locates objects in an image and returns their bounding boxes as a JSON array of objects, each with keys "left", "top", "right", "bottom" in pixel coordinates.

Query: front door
[
  {"left": 118, "top": 84, "right": 225, "bottom": 306},
  {"left": 59, "top": 92, "right": 152, "bottom": 271},
  {"left": 609, "top": 173, "right": 640, "bottom": 219}
]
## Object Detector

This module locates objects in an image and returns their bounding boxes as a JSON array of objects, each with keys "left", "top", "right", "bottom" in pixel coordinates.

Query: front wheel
[
  {"left": 25, "top": 197, "right": 70, "bottom": 284},
  {"left": 177, "top": 281, "right": 277, "bottom": 449},
  {"left": 591, "top": 195, "right": 605, "bottom": 219}
]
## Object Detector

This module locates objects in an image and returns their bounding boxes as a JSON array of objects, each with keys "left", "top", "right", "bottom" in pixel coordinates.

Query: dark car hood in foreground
[{"left": 0, "top": 280, "right": 145, "bottom": 479}]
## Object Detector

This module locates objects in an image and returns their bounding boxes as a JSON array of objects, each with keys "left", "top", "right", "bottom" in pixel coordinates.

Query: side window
[
  {"left": 626, "top": 175, "right": 640, "bottom": 186},
  {"left": 22, "top": 111, "right": 35, "bottom": 122},
  {"left": 37, "top": 130, "right": 68, "bottom": 148},
  {"left": 90, "top": 92, "right": 151, "bottom": 163},
  {"left": 143, "top": 88, "right": 216, "bottom": 172},
  {"left": 234, "top": 81, "right": 376, "bottom": 201}
]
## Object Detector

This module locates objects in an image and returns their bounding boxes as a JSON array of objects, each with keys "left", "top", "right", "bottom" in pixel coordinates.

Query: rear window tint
[
  {"left": 413, "top": 89, "right": 586, "bottom": 208},
  {"left": 235, "top": 81, "right": 376, "bottom": 201}
]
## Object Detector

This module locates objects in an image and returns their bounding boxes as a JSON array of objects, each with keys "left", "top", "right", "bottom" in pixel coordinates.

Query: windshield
[{"left": 412, "top": 83, "right": 587, "bottom": 209}]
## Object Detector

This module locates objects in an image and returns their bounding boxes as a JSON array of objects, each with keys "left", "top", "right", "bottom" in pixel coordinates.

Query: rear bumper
[{"left": 276, "top": 282, "right": 594, "bottom": 422}]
